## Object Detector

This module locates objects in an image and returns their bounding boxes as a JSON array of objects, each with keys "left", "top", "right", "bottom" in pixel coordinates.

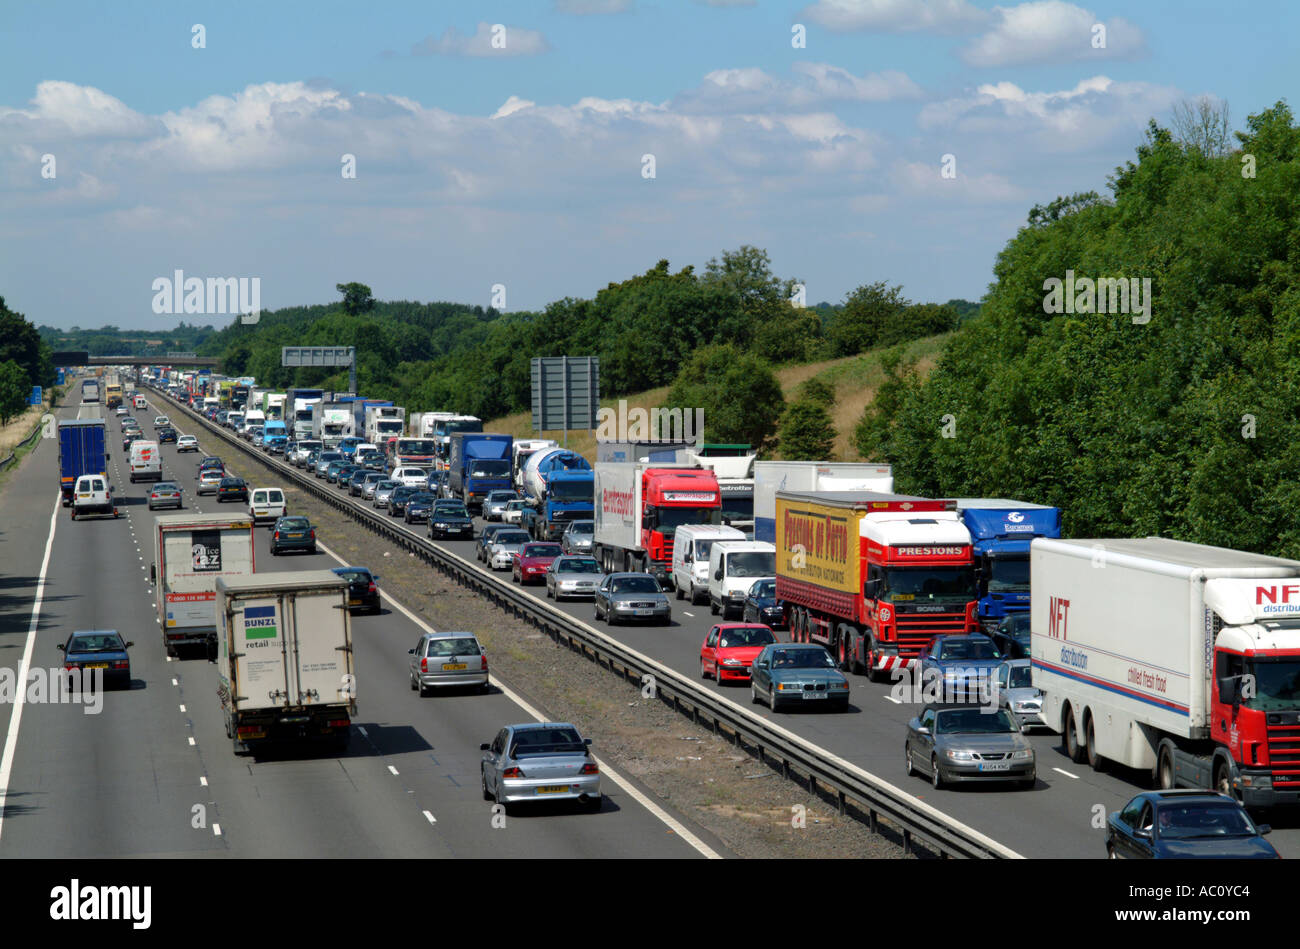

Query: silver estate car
[
  {"left": 905, "top": 703, "right": 1036, "bottom": 790},
  {"left": 408, "top": 631, "right": 489, "bottom": 695},
  {"left": 480, "top": 722, "right": 601, "bottom": 814},
  {"left": 561, "top": 519, "right": 595, "bottom": 554},
  {"left": 545, "top": 556, "right": 603, "bottom": 600},
  {"left": 594, "top": 572, "right": 671, "bottom": 626},
  {"left": 996, "top": 659, "right": 1047, "bottom": 730}
]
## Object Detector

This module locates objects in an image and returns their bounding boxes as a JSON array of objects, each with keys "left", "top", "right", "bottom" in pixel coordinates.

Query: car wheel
[
  {"left": 1020, "top": 776, "right": 1036, "bottom": 790},
  {"left": 709, "top": 599, "right": 719, "bottom": 616},
  {"left": 751, "top": 682, "right": 762, "bottom": 705},
  {"left": 583, "top": 793, "right": 602, "bottom": 813},
  {"left": 271, "top": 547, "right": 279, "bottom": 556},
  {"left": 905, "top": 742, "right": 915, "bottom": 777},
  {"left": 481, "top": 767, "right": 493, "bottom": 802},
  {"left": 931, "top": 755, "right": 944, "bottom": 790},
  {"left": 310, "top": 546, "right": 317, "bottom": 555},
  {"left": 768, "top": 686, "right": 778, "bottom": 712},
  {"left": 674, "top": 584, "right": 683, "bottom": 601},
  {"left": 1107, "top": 843, "right": 1118, "bottom": 859},
  {"left": 409, "top": 672, "right": 417, "bottom": 691}
]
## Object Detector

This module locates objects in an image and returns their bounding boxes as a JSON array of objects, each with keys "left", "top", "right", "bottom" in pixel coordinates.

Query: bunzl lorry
[
  {"left": 57, "top": 418, "right": 109, "bottom": 506},
  {"left": 152, "top": 513, "right": 256, "bottom": 657},
  {"left": 775, "top": 492, "right": 978, "bottom": 678},
  {"left": 953, "top": 499, "right": 1062, "bottom": 632},
  {"left": 592, "top": 462, "right": 722, "bottom": 584},
  {"left": 449, "top": 433, "right": 513, "bottom": 511},
  {"left": 215, "top": 570, "right": 356, "bottom": 754},
  {"left": 754, "top": 462, "right": 893, "bottom": 543},
  {"left": 522, "top": 448, "right": 594, "bottom": 541},
  {"left": 364, "top": 404, "right": 406, "bottom": 445},
  {"left": 1031, "top": 536, "right": 1300, "bottom": 807}
]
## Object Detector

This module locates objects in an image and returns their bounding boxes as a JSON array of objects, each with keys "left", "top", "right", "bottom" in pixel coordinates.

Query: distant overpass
[{"left": 52, "top": 351, "right": 220, "bottom": 368}]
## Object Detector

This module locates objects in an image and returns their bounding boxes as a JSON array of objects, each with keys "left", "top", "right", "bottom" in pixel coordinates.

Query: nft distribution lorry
[
  {"left": 215, "top": 571, "right": 356, "bottom": 754},
  {"left": 152, "top": 514, "right": 256, "bottom": 657},
  {"left": 1032, "top": 536, "right": 1300, "bottom": 807},
  {"left": 953, "top": 498, "right": 1061, "bottom": 632},
  {"left": 775, "top": 492, "right": 978, "bottom": 678}
]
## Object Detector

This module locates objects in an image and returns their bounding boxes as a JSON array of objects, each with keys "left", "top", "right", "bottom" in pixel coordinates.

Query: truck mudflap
[{"left": 232, "top": 707, "right": 353, "bottom": 750}]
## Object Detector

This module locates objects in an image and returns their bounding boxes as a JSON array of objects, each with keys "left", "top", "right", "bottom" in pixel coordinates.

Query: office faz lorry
[{"left": 152, "top": 514, "right": 256, "bottom": 657}]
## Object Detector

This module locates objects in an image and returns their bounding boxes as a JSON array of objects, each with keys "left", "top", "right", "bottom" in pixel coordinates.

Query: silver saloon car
[
  {"left": 905, "top": 703, "right": 1036, "bottom": 790},
  {"left": 480, "top": 722, "right": 601, "bottom": 814},
  {"left": 488, "top": 530, "right": 532, "bottom": 570},
  {"left": 594, "top": 572, "right": 671, "bottom": 626},
  {"left": 545, "top": 556, "right": 603, "bottom": 600},
  {"left": 408, "top": 631, "right": 489, "bottom": 695},
  {"left": 561, "top": 520, "right": 595, "bottom": 554}
]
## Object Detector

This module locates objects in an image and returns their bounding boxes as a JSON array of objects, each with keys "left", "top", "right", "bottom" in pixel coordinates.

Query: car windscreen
[
  {"left": 469, "top": 460, "right": 509, "bottom": 478},
  {"left": 523, "top": 545, "right": 563, "bottom": 558},
  {"left": 724, "top": 551, "right": 775, "bottom": 578},
  {"left": 1007, "top": 665, "right": 1033, "bottom": 689},
  {"left": 496, "top": 532, "right": 530, "bottom": 545},
  {"left": 487, "top": 491, "right": 515, "bottom": 501},
  {"left": 937, "top": 639, "right": 1001, "bottom": 661},
  {"left": 568, "top": 521, "right": 594, "bottom": 533},
  {"left": 1155, "top": 804, "right": 1257, "bottom": 839},
  {"left": 557, "top": 559, "right": 601, "bottom": 573},
  {"left": 935, "top": 708, "right": 1018, "bottom": 734},
  {"left": 510, "top": 727, "right": 585, "bottom": 756},
  {"left": 611, "top": 576, "right": 660, "bottom": 594},
  {"left": 769, "top": 648, "right": 834, "bottom": 669},
  {"left": 718, "top": 627, "right": 775, "bottom": 648},
  {"left": 433, "top": 505, "right": 469, "bottom": 517},
  {"left": 426, "top": 638, "right": 481, "bottom": 657}
]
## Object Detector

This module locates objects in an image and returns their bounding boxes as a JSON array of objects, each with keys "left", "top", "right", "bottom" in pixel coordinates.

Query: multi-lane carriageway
[{"left": 0, "top": 396, "right": 723, "bottom": 859}]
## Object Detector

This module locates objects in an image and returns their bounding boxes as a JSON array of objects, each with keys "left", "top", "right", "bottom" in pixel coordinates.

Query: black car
[
  {"left": 332, "top": 566, "right": 381, "bottom": 614},
  {"left": 428, "top": 500, "right": 474, "bottom": 539},
  {"left": 341, "top": 467, "right": 370, "bottom": 494},
  {"left": 387, "top": 485, "right": 419, "bottom": 516},
  {"left": 1105, "top": 791, "right": 1279, "bottom": 859},
  {"left": 271, "top": 516, "right": 317, "bottom": 556},
  {"left": 58, "top": 629, "right": 133, "bottom": 690},
  {"left": 156, "top": 427, "right": 178, "bottom": 443},
  {"left": 216, "top": 477, "right": 248, "bottom": 503},
  {"left": 741, "top": 578, "right": 785, "bottom": 628},
  {"left": 404, "top": 492, "right": 438, "bottom": 524},
  {"left": 123, "top": 431, "right": 143, "bottom": 451},
  {"left": 988, "top": 612, "right": 1031, "bottom": 659}
]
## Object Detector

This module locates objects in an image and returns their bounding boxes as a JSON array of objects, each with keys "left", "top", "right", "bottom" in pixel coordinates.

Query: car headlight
[
  {"left": 945, "top": 750, "right": 976, "bottom": 761},
  {"left": 776, "top": 683, "right": 800, "bottom": 691},
  {"left": 1011, "top": 748, "right": 1033, "bottom": 760},
  {"left": 1012, "top": 700, "right": 1041, "bottom": 711},
  {"left": 434, "top": 522, "right": 447, "bottom": 528},
  {"left": 831, "top": 681, "right": 849, "bottom": 689},
  {"left": 722, "top": 658, "right": 744, "bottom": 667}
]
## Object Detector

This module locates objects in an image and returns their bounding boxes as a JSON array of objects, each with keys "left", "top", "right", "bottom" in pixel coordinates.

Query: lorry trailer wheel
[
  {"left": 1085, "top": 717, "right": 1107, "bottom": 772},
  {"left": 1063, "top": 707, "right": 1086, "bottom": 763},
  {"left": 1156, "top": 744, "right": 1175, "bottom": 789}
]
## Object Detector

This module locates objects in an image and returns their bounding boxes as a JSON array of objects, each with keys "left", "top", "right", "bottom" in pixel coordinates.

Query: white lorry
[
  {"left": 152, "top": 513, "right": 256, "bottom": 657},
  {"left": 1032, "top": 536, "right": 1300, "bottom": 807},
  {"left": 317, "top": 406, "right": 350, "bottom": 448},
  {"left": 753, "top": 461, "right": 893, "bottom": 543},
  {"left": 215, "top": 571, "right": 357, "bottom": 755},
  {"left": 364, "top": 405, "right": 406, "bottom": 445}
]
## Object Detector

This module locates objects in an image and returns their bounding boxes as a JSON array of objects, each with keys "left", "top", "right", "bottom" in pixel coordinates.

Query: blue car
[
  {"left": 742, "top": 578, "right": 785, "bottom": 629},
  {"left": 1106, "top": 791, "right": 1280, "bottom": 859},
  {"left": 748, "top": 643, "right": 850, "bottom": 711},
  {"left": 916, "top": 634, "right": 1004, "bottom": 701},
  {"left": 337, "top": 437, "right": 363, "bottom": 459},
  {"left": 59, "top": 629, "right": 132, "bottom": 690}
]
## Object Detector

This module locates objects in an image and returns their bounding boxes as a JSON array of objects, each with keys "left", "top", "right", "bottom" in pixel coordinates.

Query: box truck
[
  {"left": 152, "top": 514, "right": 256, "bottom": 657},
  {"left": 1032, "top": 536, "right": 1300, "bottom": 807},
  {"left": 215, "top": 571, "right": 356, "bottom": 754},
  {"left": 449, "top": 433, "right": 513, "bottom": 511},
  {"left": 754, "top": 462, "right": 893, "bottom": 543},
  {"left": 953, "top": 498, "right": 1061, "bottom": 632},
  {"left": 57, "top": 418, "right": 108, "bottom": 506}
]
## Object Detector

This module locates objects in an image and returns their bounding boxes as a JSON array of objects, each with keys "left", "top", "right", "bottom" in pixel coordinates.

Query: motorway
[
  {"left": 0, "top": 394, "right": 720, "bottom": 858},
  {"left": 154, "top": 391, "right": 1300, "bottom": 860}
]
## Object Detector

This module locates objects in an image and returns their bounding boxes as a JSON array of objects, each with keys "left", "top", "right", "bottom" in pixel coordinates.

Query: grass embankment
[{"left": 484, "top": 332, "right": 952, "bottom": 462}]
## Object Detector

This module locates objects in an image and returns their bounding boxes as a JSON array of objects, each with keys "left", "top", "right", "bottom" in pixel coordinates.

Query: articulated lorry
[
  {"left": 449, "top": 433, "right": 513, "bottom": 511},
  {"left": 754, "top": 462, "right": 893, "bottom": 543},
  {"left": 314, "top": 403, "right": 351, "bottom": 448},
  {"left": 775, "top": 491, "right": 978, "bottom": 678},
  {"left": 513, "top": 439, "right": 558, "bottom": 490},
  {"left": 57, "top": 417, "right": 109, "bottom": 507},
  {"left": 364, "top": 404, "right": 406, "bottom": 445},
  {"left": 392, "top": 436, "right": 439, "bottom": 468},
  {"left": 152, "top": 513, "right": 256, "bottom": 657},
  {"left": 953, "top": 498, "right": 1061, "bottom": 633},
  {"left": 1032, "top": 536, "right": 1300, "bottom": 808},
  {"left": 215, "top": 570, "right": 356, "bottom": 755},
  {"left": 592, "top": 462, "right": 721, "bottom": 584},
  {"left": 522, "top": 447, "right": 594, "bottom": 541}
]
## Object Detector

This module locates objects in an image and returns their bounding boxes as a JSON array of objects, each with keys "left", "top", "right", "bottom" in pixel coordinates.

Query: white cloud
[
  {"left": 492, "top": 96, "right": 537, "bottom": 118},
  {"left": 0, "top": 80, "right": 161, "bottom": 141},
  {"left": 800, "top": 0, "right": 989, "bottom": 33},
  {"left": 897, "top": 161, "right": 1025, "bottom": 202},
  {"left": 411, "top": 22, "right": 549, "bottom": 57},
  {"left": 674, "top": 63, "right": 921, "bottom": 112},
  {"left": 554, "top": 0, "right": 632, "bottom": 11},
  {"left": 962, "top": 2, "right": 1146, "bottom": 66}
]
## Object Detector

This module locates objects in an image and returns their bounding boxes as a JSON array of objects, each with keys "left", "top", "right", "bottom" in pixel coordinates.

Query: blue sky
[{"left": 2, "top": 0, "right": 1296, "bottom": 328}]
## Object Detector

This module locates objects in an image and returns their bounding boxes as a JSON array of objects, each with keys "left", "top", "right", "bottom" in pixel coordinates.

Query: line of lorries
[{"left": 142, "top": 369, "right": 1298, "bottom": 853}]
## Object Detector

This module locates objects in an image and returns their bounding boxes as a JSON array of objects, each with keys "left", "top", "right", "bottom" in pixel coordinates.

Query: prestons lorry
[
  {"left": 775, "top": 491, "right": 978, "bottom": 678},
  {"left": 215, "top": 571, "right": 356, "bottom": 754},
  {"left": 754, "top": 462, "right": 893, "bottom": 543},
  {"left": 954, "top": 498, "right": 1061, "bottom": 632},
  {"left": 1032, "top": 536, "right": 1300, "bottom": 807},
  {"left": 152, "top": 514, "right": 256, "bottom": 657}
]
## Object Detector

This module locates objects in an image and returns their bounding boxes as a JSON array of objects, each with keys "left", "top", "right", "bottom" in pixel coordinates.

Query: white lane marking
[
  {"left": 882, "top": 694, "right": 903, "bottom": 705},
  {"left": 388, "top": 765, "right": 399, "bottom": 776},
  {"left": 312, "top": 539, "right": 719, "bottom": 858},
  {"left": 188, "top": 737, "right": 196, "bottom": 746},
  {"left": 423, "top": 810, "right": 437, "bottom": 824},
  {"left": 0, "top": 495, "right": 60, "bottom": 844},
  {"left": 1052, "top": 767, "right": 1079, "bottom": 780},
  {"left": 200, "top": 776, "right": 208, "bottom": 787},
  {"left": 179, "top": 704, "right": 186, "bottom": 713},
  {"left": 682, "top": 611, "right": 694, "bottom": 617},
  {"left": 357, "top": 726, "right": 368, "bottom": 737},
  {"left": 172, "top": 678, "right": 178, "bottom": 687},
  {"left": 213, "top": 823, "right": 222, "bottom": 836}
]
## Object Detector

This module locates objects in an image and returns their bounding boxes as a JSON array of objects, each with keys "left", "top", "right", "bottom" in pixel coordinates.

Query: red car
[
  {"left": 700, "top": 623, "right": 778, "bottom": 683},
  {"left": 512, "top": 542, "right": 564, "bottom": 585}
]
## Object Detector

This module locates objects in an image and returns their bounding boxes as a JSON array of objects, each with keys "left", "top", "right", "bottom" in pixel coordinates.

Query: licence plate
[
  {"left": 635, "top": 609, "right": 654, "bottom": 616},
  {"left": 442, "top": 663, "right": 467, "bottom": 671},
  {"left": 288, "top": 533, "right": 304, "bottom": 538},
  {"left": 536, "top": 785, "right": 570, "bottom": 795},
  {"left": 349, "top": 598, "right": 361, "bottom": 606},
  {"left": 84, "top": 663, "right": 109, "bottom": 670},
  {"left": 803, "top": 692, "right": 827, "bottom": 700},
  {"left": 979, "top": 761, "right": 1011, "bottom": 772}
]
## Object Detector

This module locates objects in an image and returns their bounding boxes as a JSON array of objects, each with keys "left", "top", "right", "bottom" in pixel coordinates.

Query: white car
[
  {"left": 153, "top": 415, "right": 170, "bottom": 428},
  {"left": 114, "top": 406, "right": 127, "bottom": 416},
  {"left": 71, "top": 474, "right": 117, "bottom": 520},
  {"left": 502, "top": 500, "right": 530, "bottom": 524},
  {"left": 176, "top": 434, "right": 199, "bottom": 452},
  {"left": 392, "top": 466, "right": 428, "bottom": 488},
  {"left": 248, "top": 487, "right": 287, "bottom": 526}
]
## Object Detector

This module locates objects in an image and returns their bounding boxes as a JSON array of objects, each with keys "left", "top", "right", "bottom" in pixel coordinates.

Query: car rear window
[
  {"left": 425, "top": 637, "right": 481, "bottom": 657},
  {"left": 279, "top": 517, "right": 309, "bottom": 529},
  {"left": 69, "top": 634, "right": 122, "bottom": 652},
  {"left": 511, "top": 727, "right": 584, "bottom": 756}
]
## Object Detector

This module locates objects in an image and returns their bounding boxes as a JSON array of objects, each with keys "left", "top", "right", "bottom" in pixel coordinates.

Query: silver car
[
  {"left": 482, "top": 490, "right": 517, "bottom": 521},
  {"left": 561, "top": 520, "right": 595, "bottom": 554},
  {"left": 594, "top": 572, "right": 671, "bottom": 626},
  {"left": 545, "top": 556, "right": 603, "bottom": 600},
  {"left": 362, "top": 472, "right": 387, "bottom": 500},
  {"left": 488, "top": 530, "right": 532, "bottom": 570},
  {"left": 372, "top": 479, "right": 399, "bottom": 507},
  {"left": 480, "top": 722, "right": 601, "bottom": 814},
  {"left": 996, "top": 659, "right": 1047, "bottom": 730},
  {"left": 905, "top": 703, "right": 1036, "bottom": 790},
  {"left": 408, "top": 631, "right": 489, "bottom": 695},
  {"left": 196, "top": 467, "right": 225, "bottom": 495}
]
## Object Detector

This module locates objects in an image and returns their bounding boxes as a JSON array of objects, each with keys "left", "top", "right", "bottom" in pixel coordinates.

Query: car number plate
[
  {"left": 442, "top": 663, "right": 467, "bottom": 671},
  {"left": 85, "top": 663, "right": 109, "bottom": 670},
  {"left": 979, "top": 761, "right": 1011, "bottom": 771},
  {"left": 536, "top": 785, "right": 570, "bottom": 795},
  {"left": 803, "top": 692, "right": 827, "bottom": 700},
  {"left": 287, "top": 533, "right": 303, "bottom": 539},
  {"left": 349, "top": 598, "right": 361, "bottom": 606},
  {"left": 635, "top": 609, "right": 654, "bottom": 616}
]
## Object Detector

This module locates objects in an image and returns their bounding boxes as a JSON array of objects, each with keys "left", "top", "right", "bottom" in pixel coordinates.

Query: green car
[{"left": 270, "top": 516, "right": 317, "bottom": 556}]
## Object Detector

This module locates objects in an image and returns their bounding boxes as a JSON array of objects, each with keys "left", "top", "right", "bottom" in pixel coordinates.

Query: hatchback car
[
  {"left": 480, "top": 722, "right": 601, "bottom": 814},
  {"left": 372, "top": 479, "right": 399, "bottom": 507},
  {"left": 482, "top": 491, "right": 517, "bottom": 521},
  {"left": 487, "top": 529, "right": 532, "bottom": 571},
  {"left": 545, "top": 556, "right": 603, "bottom": 600},
  {"left": 153, "top": 415, "right": 170, "bottom": 428},
  {"left": 905, "top": 703, "right": 1036, "bottom": 789},
  {"left": 147, "top": 481, "right": 184, "bottom": 511},
  {"left": 58, "top": 629, "right": 132, "bottom": 690},
  {"left": 1105, "top": 790, "right": 1279, "bottom": 859},
  {"left": 749, "top": 643, "right": 849, "bottom": 710},
  {"left": 514, "top": 542, "right": 564, "bottom": 585},
  {"left": 198, "top": 455, "right": 223, "bottom": 472},
  {"left": 408, "top": 631, "right": 489, "bottom": 695},
  {"left": 327, "top": 461, "right": 355, "bottom": 485},
  {"left": 561, "top": 519, "right": 595, "bottom": 555},
  {"left": 270, "top": 516, "right": 317, "bottom": 556},
  {"left": 315, "top": 451, "right": 345, "bottom": 478},
  {"left": 352, "top": 471, "right": 384, "bottom": 498},
  {"left": 176, "top": 434, "right": 199, "bottom": 452},
  {"left": 216, "top": 477, "right": 249, "bottom": 503},
  {"left": 196, "top": 467, "right": 225, "bottom": 495},
  {"left": 995, "top": 659, "right": 1046, "bottom": 731},
  {"left": 331, "top": 566, "right": 381, "bottom": 613},
  {"left": 741, "top": 578, "right": 785, "bottom": 628},
  {"left": 701, "top": 623, "right": 778, "bottom": 683},
  {"left": 477, "top": 524, "right": 512, "bottom": 562},
  {"left": 122, "top": 431, "right": 143, "bottom": 451},
  {"left": 501, "top": 500, "right": 530, "bottom": 524},
  {"left": 387, "top": 485, "right": 420, "bottom": 517},
  {"left": 248, "top": 487, "right": 287, "bottom": 526},
  {"left": 156, "top": 427, "right": 178, "bottom": 444},
  {"left": 594, "top": 572, "right": 671, "bottom": 626}
]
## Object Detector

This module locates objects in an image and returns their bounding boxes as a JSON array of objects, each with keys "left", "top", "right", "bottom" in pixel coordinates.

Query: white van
[
  {"left": 129, "top": 440, "right": 162, "bottom": 483},
  {"left": 392, "top": 466, "right": 428, "bottom": 488},
  {"left": 133, "top": 395, "right": 147, "bottom": 410},
  {"left": 71, "top": 474, "right": 116, "bottom": 520},
  {"left": 708, "top": 540, "right": 776, "bottom": 619},
  {"left": 248, "top": 487, "right": 287, "bottom": 526},
  {"left": 672, "top": 524, "right": 746, "bottom": 605}
]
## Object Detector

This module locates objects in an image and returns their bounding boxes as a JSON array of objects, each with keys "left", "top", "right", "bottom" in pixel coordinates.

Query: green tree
[
  {"left": 336, "top": 282, "right": 376, "bottom": 316},
  {"left": 778, "top": 400, "right": 837, "bottom": 460},
  {"left": 827, "top": 282, "right": 910, "bottom": 356},
  {"left": 797, "top": 376, "right": 836, "bottom": 407},
  {"left": 667, "top": 344, "right": 785, "bottom": 450},
  {"left": 0, "top": 360, "right": 29, "bottom": 425}
]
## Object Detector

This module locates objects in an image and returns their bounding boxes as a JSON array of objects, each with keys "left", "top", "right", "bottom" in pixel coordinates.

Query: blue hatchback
[{"left": 59, "top": 629, "right": 133, "bottom": 690}]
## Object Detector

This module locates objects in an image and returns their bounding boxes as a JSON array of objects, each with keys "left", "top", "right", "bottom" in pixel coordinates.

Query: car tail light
[
  {"left": 112, "top": 660, "right": 129, "bottom": 670},
  {"left": 367, "top": 582, "right": 377, "bottom": 593},
  {"left": 481, "top": 655, "right": 488, "bottom": 671},
  {"left": 580, "top": 763, "right": 599, "bottom": 775},
  {"left": 274, "top": 531, "right": 280, "bottom": 540},
  {"left": 310, "top": 530, "right": 316, "bottom": 539},
  {"left": 421, "top": 657, "right": 428, "bottom": 672},
  {"left": 502, "top": 767, "right": 524, "bottom": 779}
]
